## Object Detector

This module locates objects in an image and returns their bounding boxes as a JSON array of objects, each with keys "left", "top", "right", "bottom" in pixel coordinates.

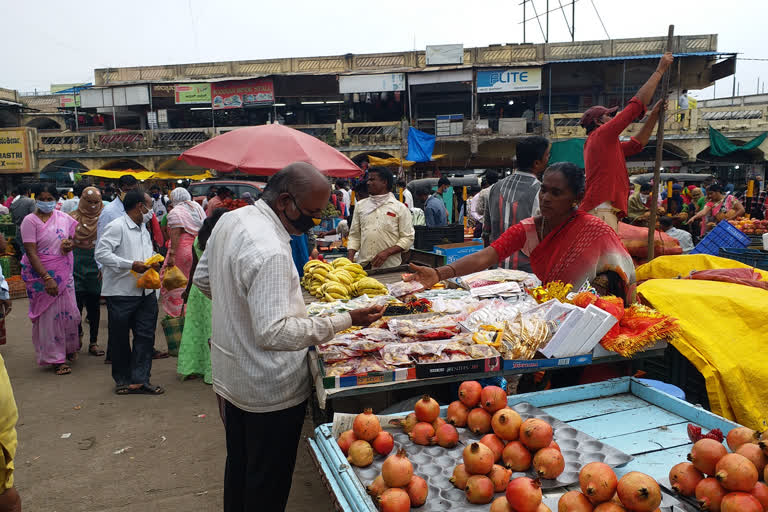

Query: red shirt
[{"left": 580, "top": 97, "right": 647, "bottom": 218}]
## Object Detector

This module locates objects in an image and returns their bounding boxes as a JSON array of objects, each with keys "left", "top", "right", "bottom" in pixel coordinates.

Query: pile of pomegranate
[
  {"left": 337, "top": 409, "right": 394, "bottom": 468},
  {"left": 390, "top": 394, "right": 462, "bottom": 448},
  {"left": 366, "top": 449, "right": 429, "bottom": 511},
  {"left": 667, "top": 425, "right": 768, "bottom": 512}
]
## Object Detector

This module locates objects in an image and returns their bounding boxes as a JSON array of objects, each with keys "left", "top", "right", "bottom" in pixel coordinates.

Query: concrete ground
[{"left": 3, "top": 298, "right": 335, "bottom": 512}]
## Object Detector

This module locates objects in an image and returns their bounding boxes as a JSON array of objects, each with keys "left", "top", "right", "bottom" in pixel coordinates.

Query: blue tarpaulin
[{"left": 407, "top": 127, "right": 436, "bottom": 163}]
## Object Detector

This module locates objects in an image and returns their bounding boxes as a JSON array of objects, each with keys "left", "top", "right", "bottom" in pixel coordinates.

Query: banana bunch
[
  {"left": 301, "top": 260, "right": 333, "bottom": 297},
  {"left": 351, "top": 277, "right": 388, "bottom": 297},
  {"left": 320, "top": 282, "right": 351, "bottom": 302}
]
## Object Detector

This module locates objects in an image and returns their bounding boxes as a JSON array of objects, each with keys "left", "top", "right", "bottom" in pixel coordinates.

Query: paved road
[{"left": 3, "top": 298, "right": 335, "bottom": 511}]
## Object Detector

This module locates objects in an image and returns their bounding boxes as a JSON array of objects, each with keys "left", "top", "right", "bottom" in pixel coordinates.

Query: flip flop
[
  {"left": 118, "top": 384, "right": 165, "bottom": 395},
  {"left": 54, "top": 364, "right": 72, "bottom": 375},
  {"left": 88, "top": 344, "right": 105, "bottom": 356},
  {"left": 152, "top": 350, "right": 169, "bottom": 360}
]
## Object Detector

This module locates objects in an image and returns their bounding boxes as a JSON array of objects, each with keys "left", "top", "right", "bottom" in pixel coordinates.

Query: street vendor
[
  {"left": 193, "top": 162, "right": 385, "bottom": 512},
  {"left": 347, "top": 167, "right": 415, "bottom": 269},
  {"left": 406, "top": 162, "right": 636, "bottom": 302},
  {"left": 579, "top": 52, "right": 674, "bottom": 232},
  {"left": 687, "top": 183, "right": 745, "bottom": 233}
]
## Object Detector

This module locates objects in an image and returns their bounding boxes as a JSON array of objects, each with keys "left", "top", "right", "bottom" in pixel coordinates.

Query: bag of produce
[
  {"left": 137, "top": 268, "right": 161, "bottom": 289},
  {"left": 162, "top": 265, "right": 188, "bottom": 291}
]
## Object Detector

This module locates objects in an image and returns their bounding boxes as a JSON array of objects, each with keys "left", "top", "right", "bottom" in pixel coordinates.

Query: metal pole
[
  {"left": 732, "top": 57, "right": 737, "bottom": 105},
  {"left": 211, "top": 108, "right": 215, "bottom": 130},
  {"left": 572, "top": 0, "right": 575, "bottom": 41},
  {"left": 546, "top": 0, "right": 549, "bottom": 43},
  {"left": 646, "top": 25, "right": 674, "bottom": 261},
  {"left": 74, "top": 99, "right": 79, "bottom": 132},
  {"left": 523, "top": 0, "right": 526, "bottom": 43},
  {"left": 621, "top": 60, "right": 626, "bottom": 105}
]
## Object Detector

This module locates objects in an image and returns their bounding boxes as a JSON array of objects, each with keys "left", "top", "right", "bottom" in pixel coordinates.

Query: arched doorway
[
  {"left": 0, "top": 110, "right": 18, "bottom": 128},
  {"left": 39, "top": 159, "right": 90, "bottom": 189},
  {"left": 26, "top": 117, "right": 63, "bottom": 131},
  {"left": 100, "top": 159, "right": 148, "bottom": 171}
]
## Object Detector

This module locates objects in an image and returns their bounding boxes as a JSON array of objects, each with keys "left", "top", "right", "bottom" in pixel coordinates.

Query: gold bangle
[{"left": 43, "top": 274, "right": 53, "bottom": 281}]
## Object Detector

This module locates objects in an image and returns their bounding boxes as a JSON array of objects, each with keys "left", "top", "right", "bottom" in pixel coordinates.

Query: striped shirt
[
  {"left": 193, "top": 200, "right": 352, "bottom": 413},
  {"left": 483, "top": 171, "right": 541, "bottom": 272}
]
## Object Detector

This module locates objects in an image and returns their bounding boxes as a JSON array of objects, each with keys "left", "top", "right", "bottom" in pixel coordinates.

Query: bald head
[{"left": 263, "top": 162, "right": 332, "bottom": 235}]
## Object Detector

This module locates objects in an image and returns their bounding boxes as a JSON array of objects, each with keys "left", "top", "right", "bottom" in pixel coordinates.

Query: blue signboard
[{"left": 476, "top": 68, "right": 542, "bottom": 93}]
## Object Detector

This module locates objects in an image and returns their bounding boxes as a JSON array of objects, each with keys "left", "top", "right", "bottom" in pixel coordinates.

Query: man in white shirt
[
  {"left": 95, "top": 190, "right": 164, "bottom": 395},
  {"left": 679, "top": 89, "right": 689, "bottom": 125},
  {"left": 149, "top": 185, "right": 167, "bottom": 218},
  {"left": 336, "top": 180, "right": 351, "bottom": 210},
  {"left": 348, "top": 167, "right": 415, "bottom": 269},
  {"left": 96, "top": 174, "right": 139, "bottom": 244},
  {"left": 398, "top": 179, "right": 414, "bottom": 209},
  {"left": 660, "top": 216, "right": 694, "bottom": 253},
  {"left": 193, "top": 162, "right": 384, "bottom": 512}
]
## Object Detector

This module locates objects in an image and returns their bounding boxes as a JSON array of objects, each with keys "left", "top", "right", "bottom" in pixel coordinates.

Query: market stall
[{"left": 308, "top": 377, "right": 756, "bottom": 512}]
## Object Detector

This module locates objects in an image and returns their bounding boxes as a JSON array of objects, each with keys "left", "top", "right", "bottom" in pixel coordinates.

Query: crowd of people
[{"left": 1, "top": 52, "right": 768, "bottom": 512}]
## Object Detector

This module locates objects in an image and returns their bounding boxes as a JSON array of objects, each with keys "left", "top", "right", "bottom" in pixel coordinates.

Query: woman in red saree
[{"left": 407, "top": 163, "right": 636, "bottom": 302}]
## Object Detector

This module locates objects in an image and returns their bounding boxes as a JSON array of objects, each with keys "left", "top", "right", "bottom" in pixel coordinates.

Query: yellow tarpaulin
[
  {"left": 367, "top": 154, "right": 446, "bottom": 168},
  {"left": 81, "top": 169, "right": 213, "bottom": 181},
  {"left": 637, "top": 255, "right": 768, "bottom": 429}
]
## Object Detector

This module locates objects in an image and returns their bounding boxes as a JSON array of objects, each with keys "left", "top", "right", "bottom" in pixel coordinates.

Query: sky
[{"left": 3, "top": 0, "right": 767, "bottom": 100}]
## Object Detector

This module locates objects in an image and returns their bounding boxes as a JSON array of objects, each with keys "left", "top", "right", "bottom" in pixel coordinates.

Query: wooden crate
[{"left": 8, "top": 280, "right": 26, "bottom": 300}]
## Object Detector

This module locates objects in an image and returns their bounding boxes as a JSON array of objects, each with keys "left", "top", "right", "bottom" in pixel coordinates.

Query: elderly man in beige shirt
[{"left": 348, "top": 167, "right": 415, "bottom": 269}]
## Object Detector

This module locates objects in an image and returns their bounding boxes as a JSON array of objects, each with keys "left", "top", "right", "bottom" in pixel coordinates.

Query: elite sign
[{"left": 477, "top": 68, "right": 542, "bottom": 93}]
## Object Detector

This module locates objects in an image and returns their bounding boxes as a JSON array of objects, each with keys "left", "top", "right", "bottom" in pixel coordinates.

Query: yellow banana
[{"left": 331, "top": 257, "right": 352, "bottom": 268}]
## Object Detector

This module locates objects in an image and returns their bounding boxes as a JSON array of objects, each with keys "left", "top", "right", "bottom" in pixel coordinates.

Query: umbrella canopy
[{"left": 179, "top": 124, "right": 362, "bottom": 178}]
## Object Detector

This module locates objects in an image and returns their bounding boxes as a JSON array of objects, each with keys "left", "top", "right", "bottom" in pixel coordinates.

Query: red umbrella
[{"left": 179, "top": 124, "right": 362, "bottom": 178}]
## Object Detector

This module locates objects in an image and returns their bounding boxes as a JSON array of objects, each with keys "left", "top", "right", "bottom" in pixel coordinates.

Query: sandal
[
  {"left": 152, "top": 350, "right": 169, "bottom": 360},
  {"left": 55, "top": 363, "right": 72, "bottom": 375},
  {"left": 118, "top": 384, "right": 165, "bottom": 395},
  {"left": 88, "top": 343, "right": 105, "bottom": 356},
  {"left": 114, "top": 385, "right": 129, "bottom": 394}
]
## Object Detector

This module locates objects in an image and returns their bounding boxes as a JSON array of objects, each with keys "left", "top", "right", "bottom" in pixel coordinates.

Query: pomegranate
[
  {"left": 533, "top": 447, "right": 565, "bottom": 479},
  {"left": 466, "top": 474, "right": 495, "bottom": 504},
  {"left": 765, "top": 464, "right": 768, "bottom": 483},
  {"left": 579, "top": 462, "right": 618, "bottom": 505},
  {"left": 446, "top": 400, "right": 470, "bottom": 427},
  {"left": 520, "top": 418, "right": 554, "bottom": 451},
  {"left": 538, "top": 504, "right": 553, "bottom": 512},
  {"left": 616, "top": 472, "right": 662, "bottom": 512},
  {"left": 353, "top": 408, "right": 381, "bottom": 441},
  {"left": 378, "top": 487, "right": 411, "bottom": 512},
  {"left": 750, "top": 481, "right": 768, "bottom": 510},
  {"left": 492, "top": 408, "right": 523, "bottom": 441},
  {"left": 593, "top": 504, "right": 626, "bottom": 512},
  {"left": 434, "top": 423, "right": 459, "bottom": 448},
  {"left": 481, "top": 433, "right": 506, "bottom": 462},
  {"left": 481, "top": 385, "right": 508, "bottom": 414},
  {"left": 726, "top": 426, "right": 757, "bottom": 452},
  {"left": 414, "top": 394, "right": 440, "bottom": 423},
  {"left": 689, "top": 438, "right": 728, "bottom": 476},
  {"left": 405, "top": 475, "right": 428, "bottom": 507},
  {"left": 409, "top": 422, "right": 436, "bottom": 446},
  {"left": 366, "top": 474, "right": 389, "bottom": 498},
  {"left": 463, "top": 442, "right": 495, "bottom": 475},
  {"left": 549, "top": 440, "right": 561, "bottom": 451},
  {"left": 695, "top": 478, "right": 727, "bottom": 512},
  {"left": 506, "top": 477, "right": 543, "bottom": 512},
  {"left": 557, "top": 490, "right": 594, "bottom": 511},
  {"left": 502, "top": 440, "right": 533, "bottom": 471},
  {"left": 720, "top": 492, "right": 763, "bottom": 512},
  {"left": 715, "top": 453, "right": 759, "bottom": 491},
  {"left": 381, "top": 449, "right": 413, "bottom": 488},
  {"left": 488, "top": 464, "right": 513, "bottom": 492},
  {"left": 736, "top": 443, "right": 768, "bottom": 474},
  {"left": 451, "top": 464, "right": 470, "bottom": 489},
  {"left": 432, "top": 417, "right": 446, "bottom": 433},
  {"left": 467, "top": 407, "right": 493, "bottom": 435},
  {"left": 459, "top": 380, "right": 483, "bottom": 408},
  {"left": 669, "top": 462, "right": 704, "bottom": 496},
  {"left": 390, "top": 412, "right": 418, "bottom": 434},
  {"left": 337, "top": 429, "right": 357, "bottom": 456},
  {"left": 372, "top": 431, "right": 394, "bottom": 456},
  {"left": 490, "top": 496, "right": 515, "bottom": 512},
  {"left": 347, "top": 439, "right": 374, "bottom": 467}
]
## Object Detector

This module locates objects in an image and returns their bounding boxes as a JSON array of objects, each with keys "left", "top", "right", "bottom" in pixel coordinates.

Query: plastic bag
[
  {"left": 137, "top": 268, "right": 161, "bottom": 289},
  {"left": 162, "top": 265, "right": 188, "bottom": 291}
]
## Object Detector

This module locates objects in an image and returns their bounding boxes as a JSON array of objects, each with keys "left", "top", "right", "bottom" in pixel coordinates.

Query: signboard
[
  {"left": 426, "top": 44, "right": 464, "bottom": 65},
  {"left": 0, "top": 129, "right": 32, "bottom": 173},
  {"left": 477, "top": 68, "right": 542, "bottom": 93},
  {"left": 408, "top": 69, "right": 472, "bottom": 86},
  {"left": 211, "top": 80, "right": 274, "bottom": 109},
  {"left": 51, "top": 83, "right": 91, "bottom": 94},
  {"left": 339, "top": 74, "right": 406, "bottom": 94},
  {"left": 80, "top": 86, "right": 150, "bottom": 108},
  {"left": 152, "top": 84, "right": 176, "bottom": 98},
  {"left": 59, "top": 94, "right": 80, "bottom": 108},
  {"left": 175, "top": 83, "right": 211, "bottom": 104}
]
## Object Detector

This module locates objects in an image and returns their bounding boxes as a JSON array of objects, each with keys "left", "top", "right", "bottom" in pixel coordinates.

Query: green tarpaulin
[
  {"left": 708, "top": 127, "right": 767, "bottom": 157},
  {"left": 548, "top": 138, "right": 585, "bottom": 168}
]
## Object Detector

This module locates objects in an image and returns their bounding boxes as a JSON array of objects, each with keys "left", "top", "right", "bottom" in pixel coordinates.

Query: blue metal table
[{"left": 308, "top": 377, "right": 739, "bottom": 512}]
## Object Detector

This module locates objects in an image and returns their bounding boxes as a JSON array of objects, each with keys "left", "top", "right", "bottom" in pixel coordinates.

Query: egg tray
[{"left": 351, "top": 401, "right": 634, "bottom": 511}]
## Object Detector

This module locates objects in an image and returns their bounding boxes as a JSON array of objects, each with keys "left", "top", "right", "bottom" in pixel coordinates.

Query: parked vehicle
[{"left": 187, "top": 180, "right": 267, "bottom": 204}]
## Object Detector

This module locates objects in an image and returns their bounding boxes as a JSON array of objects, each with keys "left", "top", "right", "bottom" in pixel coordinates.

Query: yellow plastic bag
[
  {"left": 145, "top": 254, "right": 165, "bottom": 266},
  {"left": 137, "top": 268, "right": 162, "bottom": 289},
  {"left": 162, "top": 265, "right": 188, "bottom": 291}
]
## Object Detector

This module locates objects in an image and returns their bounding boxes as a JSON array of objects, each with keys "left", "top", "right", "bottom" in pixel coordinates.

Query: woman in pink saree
[
  {"left": 20, "top": 184, "right": 81, "bottom": 375},
  {"left": 160, "top": 188, "right": 205, "bottom": 317}
]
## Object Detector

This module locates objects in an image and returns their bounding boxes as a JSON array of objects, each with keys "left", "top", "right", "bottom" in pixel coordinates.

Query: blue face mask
[{"left": 37, "top": 200, "right": 56, "bottom": 213}]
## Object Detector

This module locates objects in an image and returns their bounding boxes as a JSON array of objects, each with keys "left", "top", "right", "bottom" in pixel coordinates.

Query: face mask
[
  {"left": 37, "top": 200, "right": 56, "bottom": 213},
  {"left": 142, "top": 211, "right": 154, "bottom": 224},
  {"left": 287, "top": 197, "right": 318, "bottom": 233},
  {"left": 152, "top": 193, "right": 160, "bottom": 199},
  {"left": 639, "top": 194, "right": 649, "bottom": 204}
]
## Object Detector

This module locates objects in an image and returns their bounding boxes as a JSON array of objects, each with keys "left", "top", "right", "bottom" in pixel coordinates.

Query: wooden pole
[{"left": 646, "top": 25, "right": 675, "bottom": 261}]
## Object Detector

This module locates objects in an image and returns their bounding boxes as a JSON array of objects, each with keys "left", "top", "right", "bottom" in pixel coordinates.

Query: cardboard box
[
  {"left": 503, "top": 353, "right": 593, "bottom": 371},
  {"left": 415, "top": 355, "right": 501, "bottom": 379},
  {"left": 433, "top": 241, "right": 484, "bottom": 263}
]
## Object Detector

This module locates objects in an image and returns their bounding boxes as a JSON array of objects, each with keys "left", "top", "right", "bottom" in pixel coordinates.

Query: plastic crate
[
  {"left": 689, "top": 220, "right": 750, "bottom": 256},
  {"left": 718, "top": 247, "right": 768, "bottom": 270},
  {"left": 414, "top": 224, "right": 465, "bottom": 251}
]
